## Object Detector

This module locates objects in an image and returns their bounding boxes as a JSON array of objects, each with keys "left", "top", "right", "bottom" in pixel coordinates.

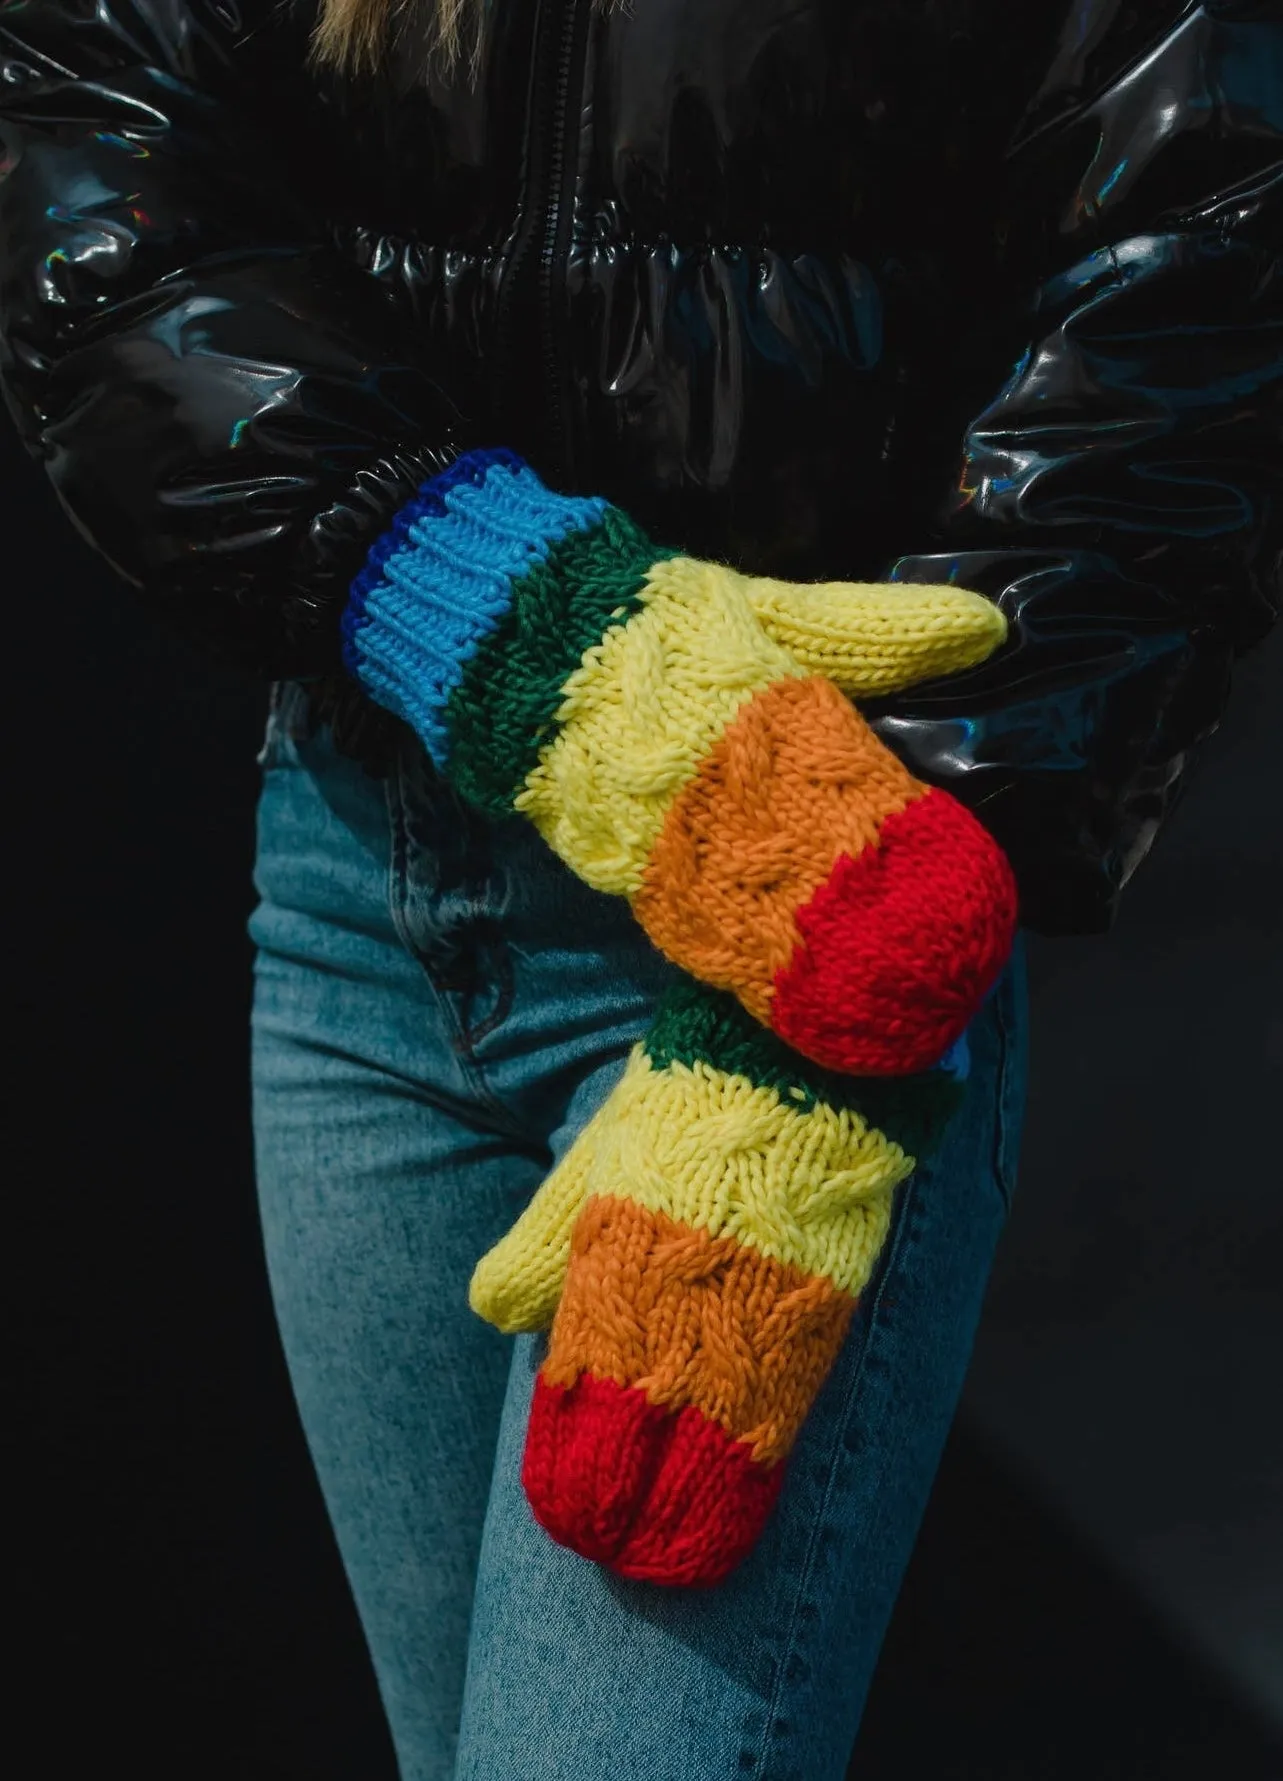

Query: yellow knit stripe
[
  {"left": 606, "top": 1046, "right": 903, "bottom": 1287},
  {"left": 468, "top": 1042, "right": 909, "bottom": 1335},
  {"left": 745, "top": 577, "right": 1008, "bottom": 697},
  {"left": 514, "top": 554, "right": 805, "bottom": 896},
  {"left": 592, "top": 1048, "right": 905, "bottom": 1295}
]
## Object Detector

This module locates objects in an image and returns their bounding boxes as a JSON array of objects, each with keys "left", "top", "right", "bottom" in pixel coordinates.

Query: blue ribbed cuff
[{"left": 340, "top": 447, "right": 609, "bottom": 767}]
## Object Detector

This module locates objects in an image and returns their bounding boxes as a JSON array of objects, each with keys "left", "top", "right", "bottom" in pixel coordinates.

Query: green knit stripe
[
  {"left": 442, "top": 505, "right": 674, "bottom": 815},
  {"left": 644, "top": 980, "right": 965, "bottom": 1163}
]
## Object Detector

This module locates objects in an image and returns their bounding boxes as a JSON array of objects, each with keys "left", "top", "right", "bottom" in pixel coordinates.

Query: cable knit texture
[
  {"left": 468, "top": 979, "right": 971, "bottom": 1586},
  {"left": 343, "top": 448, "right": 1018, "bottom": 1074}
]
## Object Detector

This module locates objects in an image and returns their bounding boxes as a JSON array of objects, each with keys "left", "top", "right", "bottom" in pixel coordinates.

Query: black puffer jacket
[{"left": 1, "top": 0, "right": 1278, "bottom": 931}]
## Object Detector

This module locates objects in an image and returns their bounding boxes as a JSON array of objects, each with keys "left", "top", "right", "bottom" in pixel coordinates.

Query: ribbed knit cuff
[{"left": 340, "top": 447, "right": 611, "bottom": 769}]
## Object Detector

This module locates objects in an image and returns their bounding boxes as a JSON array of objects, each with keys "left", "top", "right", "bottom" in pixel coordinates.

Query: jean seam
[
  {"left": 989, "top": 946, "right": 1025, "bottom": 1217},
  {"left": 454, "top": 929, "right": 517, "bottom": 1051},
  {"left": 447, "top": 805, "right": 518, "bottom": 1054},
  {"left": 748, "top": 1168, "right": 921, "bottom": 1781},
  {"left": 384, "top": 755, "right": 529, "bottom": 1142}
]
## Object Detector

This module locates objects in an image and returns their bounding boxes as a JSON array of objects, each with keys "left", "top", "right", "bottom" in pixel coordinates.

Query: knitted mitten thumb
[
  {"left": 342, "top": 448, "right": 1017, "bottom": 1076},
  {"left": 468, "top": 979, "right": 970, "bottom": 1587},
  {"left": 469, "top": 1120, "right": 600, "bottom": 1335}
]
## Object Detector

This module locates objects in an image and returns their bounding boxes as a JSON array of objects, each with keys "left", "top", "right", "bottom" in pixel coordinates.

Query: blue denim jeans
[{"left": 249, "top": 681, "right": 1029, "bottom": 1781}]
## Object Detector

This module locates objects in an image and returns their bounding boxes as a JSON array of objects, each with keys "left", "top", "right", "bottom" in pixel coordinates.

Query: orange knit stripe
[
  {"left": 540, "top": 1194, "right": 858, "bottom": 1467},
  {"left": 633, "top": 673, "right": 924, "bottom": 1023}
]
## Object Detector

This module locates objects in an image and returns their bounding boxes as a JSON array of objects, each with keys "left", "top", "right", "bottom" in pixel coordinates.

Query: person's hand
[
  {"left": 344, "top": 448, "right": 1017, "bottom": 1074},
  {"left": 467, "top": 978, "right": 970, "bottom": 1586}
]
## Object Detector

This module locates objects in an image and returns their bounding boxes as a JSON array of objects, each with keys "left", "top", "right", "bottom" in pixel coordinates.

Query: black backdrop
[{"left": 9, "top": 413, "right": 1281, "bottom": 1779}]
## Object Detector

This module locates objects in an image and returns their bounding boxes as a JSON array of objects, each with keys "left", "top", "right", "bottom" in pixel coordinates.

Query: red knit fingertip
[
  {"left": 770, "top": 788, "right": 1018, "bottom": 1075},
  {"left": 522, "top": 1371, "right": 786, "bottom": 1587}
]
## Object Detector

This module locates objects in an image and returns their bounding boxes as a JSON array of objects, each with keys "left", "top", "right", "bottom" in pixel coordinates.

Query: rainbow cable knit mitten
[
  {"left": 342, "top": 448, "right": 1017, "bottom": 1075},
  {"left": 468, "top": 979, "right": 972, "bottom": 1587}
]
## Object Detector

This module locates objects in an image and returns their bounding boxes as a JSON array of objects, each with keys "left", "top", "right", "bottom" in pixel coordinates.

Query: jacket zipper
[
  {"left": 537, "top": 0, "right": 583, "bottom": 483},
  {"left": 491, "top": 0, "right": 585, "bottom": 486}
]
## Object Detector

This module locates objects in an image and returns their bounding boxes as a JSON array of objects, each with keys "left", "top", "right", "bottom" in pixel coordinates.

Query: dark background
[{"left": 9, "top": 410, "right": 1281, "bottom": 1779}]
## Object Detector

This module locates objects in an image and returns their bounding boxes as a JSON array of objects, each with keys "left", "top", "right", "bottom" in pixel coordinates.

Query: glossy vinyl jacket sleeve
[
  {"left": 866, "top": 4, "right": 1282, "bottom": 932},
  {"left": 0, "top": 0, "right": 465, "bottom": 674}
]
